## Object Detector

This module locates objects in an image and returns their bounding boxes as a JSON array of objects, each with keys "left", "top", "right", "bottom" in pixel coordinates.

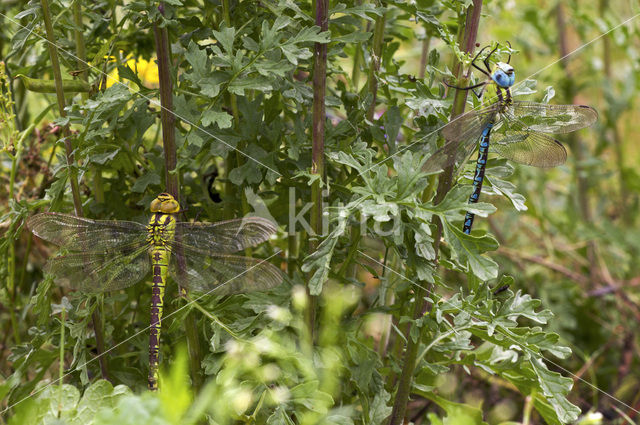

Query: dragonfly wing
[
  {"left": 423, "top": 105, "right": 498, "bottom": 174},
  {"left": 169, "top": 245, "right": 283, "bottom": 296},
  {"left": 174, "top": 217, "right": 277, "bottom": 254},
  {"left": 491, "top": 131, "right": 567, "bottom": 167},
  {"left": 27, "top": 213, "right": 147, "bottom": 251},
  {"left": 509, "top": 101, "right": 598, "bottom": 134},
  {"left": 45, "top": 243, "right": 150, "bottom": 292}
]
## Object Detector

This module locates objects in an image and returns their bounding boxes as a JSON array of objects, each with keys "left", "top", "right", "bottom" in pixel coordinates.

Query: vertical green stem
[
  {"left": 418, "top": 36, "right": 431, "bottom": 79},
  {"left": 59, "top": 307, "right": 66, "bottom": 390},
  {"left": 72, "top": 0, "right": 88, "bottom": 94},
  {"left": 221, "top": 0, "right": 236, "bottom": 216},
  {"left": 288, "top": 232, "right": 298, "bottom": 278},
  {"left": 72, "top": 0, "right": 104, "bottom": 204},
  {"left": 220, "top": 0, "right": 249, "bottom": 220},
  {"left": 556, "top": 3, "right": 598, "bottom": 283},
  {"left": 57, "top": 307, "right": 67, "bottom": 417},
  {"left": 71, "top": 0, "right": 109, "bottom": 381},
  {"left": 350, "top": 0, "right": 365, "bottom": 89},
  {"left": 41, "top": 0, "right": 111, "bottom": 381},
  {"left": 308, "top": 0, "right": 329, "bottom": 338},
  {"left": 366, "top": 6, "right": 387, "bottom": 121},
  {"left": 599, "top": 0, "right": 627, "bottom": 223},
  {"left": 8, "top": 153, "right": 20, "bottom": 344},
  {"left": 387, "top": 2, "right": 483, "bottom": 423},
  {"left": 40, "top": 0, "right": 83, "bottom": 217},
  {"left": 153, "top": 2, "right": 203, "bottom": 390}
]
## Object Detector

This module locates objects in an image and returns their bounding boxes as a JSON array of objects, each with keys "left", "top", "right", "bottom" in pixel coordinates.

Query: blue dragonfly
[{"left": 423, "top": 44, "right": 598, "bottom": 234}]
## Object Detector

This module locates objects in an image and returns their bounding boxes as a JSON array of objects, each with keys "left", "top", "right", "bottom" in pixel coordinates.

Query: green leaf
[
  {"left": 131, "top": 171, "right": 161, "bottom": 193},
  {"left": 333, "top": 31, "right": 372, "bottom": 43},
  {"left": 159, "top": 348, "right": 192, "bottom": 423},
  {"left": 185, "top": 40, "right": 207, "bottom": 76},
  {"left": 228, "top": 76, "right": 273, "bottom": 95},
  {"left": 201, "top": 109, "right": 233, "bottom": 129},
  {"left": 301, "top": 218, "right": 347, "bottom": 295},
  {"left": 424, "top": 185, "right": 496, "bottom": 221},
  {"left": 529, "top": 358, "right": 581, "bottom": 423},
  {"left": 329, "top": 3, "right": 385, "bottom": 20},
  {"left": 442, "top": 220, "right": 499, "bottom": 281},
  {"left": 383, "top": 106, "right": 402, "bottom": 153},
  {"left": 72, "top": 381, "right": 131, "bottom": 425},
  {"left": 485, "top": 175, "right": 527, "bottom": 212},
  {"left": 424, "top": 393, "right": 489, "bottom": 425},
  {"left": 116, "top": 65, "right": 145, "bottom": 89},
  {"left": 212, "top": 27, "right": 236, "bottom": 54}
]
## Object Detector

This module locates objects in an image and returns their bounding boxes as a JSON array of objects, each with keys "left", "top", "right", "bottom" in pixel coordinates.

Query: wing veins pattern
[
  {"left": 423, "top": 104, "right": 498, "bottom": 174},
  {"left": 45, "top": 242, "right": 150, "bottom": 292},
  {"left": 27, "top": 213, "right": 147, "bottom": 251},
  {"left": 174, "top": 216, "right": 277, "bottom": 254},
  {"left": 28, "top": 212, "right": 283, "bottom": 295},
  {"left": 169, "top": 244, "right": 283, "bottom": 295}
]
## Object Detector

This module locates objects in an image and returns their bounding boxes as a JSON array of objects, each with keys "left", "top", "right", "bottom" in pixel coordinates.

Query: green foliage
[{"left": 0, "top": 0, "right": 636, "bottom": 424}]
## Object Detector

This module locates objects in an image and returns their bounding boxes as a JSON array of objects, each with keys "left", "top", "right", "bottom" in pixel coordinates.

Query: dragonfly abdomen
[
  {"left": 463, "top": 122, "right": 493, "bottom": 234},
  {"left": 147, "top": 210, "right": 176, "bottom": 391},
  {"left": 148, "top": 260, "right": 166, "bottom": 390}
]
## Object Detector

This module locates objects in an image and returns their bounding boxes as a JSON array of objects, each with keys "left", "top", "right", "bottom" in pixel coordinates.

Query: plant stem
[
  {"left": 71, "top": 0, "right": 109, "bottom": 381},
  {"left": 153, "top": 12, "right": 178, "bottom": 196},
  {"left": 153, "top": 3, "right": 203, "bottom": 389},
  {"left": 41, "top": 0, "right": 111, "bottom": 381},
  {"left": 58, "top": 307, "right": 66, "bottom": 415},
  {"left": 366, "top": 7, "right": 387, "bottom": 121},
  {"left": 221, "top": 0, "right": 244, "bottom": 220},
  {"left": 40, "top": 0, "right": 83, "bottom": 216},
  {"left": 72, "top": 0, "right": 104, "bottom": 204},
  {"left": 348, "top": 3, "right": 385, "bottom": 284},
  {"left": 351, "top": 0, "right": 365, "bottom": 89},
  {"left": 8, "top": 153, "right": 20, "bottom": 345},
  {"left": 599, "top": 0, "right": 627, "bottom": 223},
  {"left": 308, "top": 0, "right": 329, "bottom": 340},
  {"left": 288, "top": 232, "right": 298, "bottom": 278},
  {"left": 387, "top": 2, "right": 483, "bottom": 423},
  {"left": 556, "top": 3, "right": 598, "bottom": 284},
  {"left": 419, "top": 36, "right": 431, "bottom": 80},
  {"left": 71, "top": 0, "right": 88, "bottom": 94}
]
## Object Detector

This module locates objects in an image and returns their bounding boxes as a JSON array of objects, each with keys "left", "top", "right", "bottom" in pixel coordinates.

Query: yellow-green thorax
[{"left": 147, "top": 192, "right": 180, "bottom": 249}]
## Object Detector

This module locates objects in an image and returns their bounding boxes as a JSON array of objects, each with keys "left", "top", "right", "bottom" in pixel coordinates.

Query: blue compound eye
[
  {"left": 494, "top": 70, "right": 515, "bottom": 87},
  {"left": 492, "top": 62, "right": 515, "bottom": 87}
]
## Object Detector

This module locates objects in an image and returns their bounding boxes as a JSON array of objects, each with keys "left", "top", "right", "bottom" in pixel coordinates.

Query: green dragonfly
[{"left": 27, "top": 193, "right": 283, "bottom": 391}]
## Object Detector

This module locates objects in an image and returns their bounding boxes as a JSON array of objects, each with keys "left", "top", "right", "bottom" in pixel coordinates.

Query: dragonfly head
[
  {"left": 491, "top": 62, "right": 515, "bottom": 88},
  {"left": 150, "top": 193, "right": 181, "bottom": 213}
]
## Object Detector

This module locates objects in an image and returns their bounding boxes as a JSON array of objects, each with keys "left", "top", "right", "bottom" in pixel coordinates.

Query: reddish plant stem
[
  {"left": 153, "top": 3, "right": 203, "bottom": 389},
  {"left": 153, "top": 14, "right": 177, "bottom": 196},
  {"left": 308, "top": 0, "right": 329, "bottom": 339}
]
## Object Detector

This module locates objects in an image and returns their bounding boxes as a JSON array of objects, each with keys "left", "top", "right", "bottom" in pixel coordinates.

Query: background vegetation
[{"left": 0, "top": 0, "right": 639, "bottom": 424}]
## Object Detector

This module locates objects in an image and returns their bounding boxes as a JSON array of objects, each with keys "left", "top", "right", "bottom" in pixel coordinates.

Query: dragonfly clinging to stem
[
  {"left": 27, "top": 193, "right": 283, "bottom": 391},
  {"left": 423, "top": 43, "right": 598, "bottom": 234}
]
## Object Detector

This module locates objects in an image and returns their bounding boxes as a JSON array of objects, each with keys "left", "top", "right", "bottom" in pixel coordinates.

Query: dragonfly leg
[
  {"left": 444, "top": 80, "right": 487, "bottom": 92},
  {"left": 481, "top": 45, "right": 499, "bottom": 74},
  {"left": 470, "top": 45, "right": 492, "bottom": 78}
]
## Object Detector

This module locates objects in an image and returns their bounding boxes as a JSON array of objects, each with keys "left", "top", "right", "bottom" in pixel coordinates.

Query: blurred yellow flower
[{"left": 105, "top": 56, "right": 159, "bottom": 88}]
